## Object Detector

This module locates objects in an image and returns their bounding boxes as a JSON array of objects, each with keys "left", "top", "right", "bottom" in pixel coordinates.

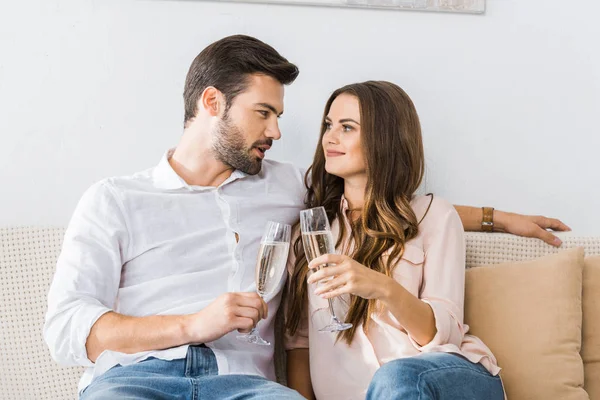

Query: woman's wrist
[
  {"left": 493, "top": 210, "right": 508, "bottom": 232},
  {"left": 379, "top": 277, "right": 406, "bottom": 306}
]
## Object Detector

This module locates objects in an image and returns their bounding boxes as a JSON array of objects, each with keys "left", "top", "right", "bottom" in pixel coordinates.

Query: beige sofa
[{"left": 1, "top": 227, "right": 598, "bottom": 400}]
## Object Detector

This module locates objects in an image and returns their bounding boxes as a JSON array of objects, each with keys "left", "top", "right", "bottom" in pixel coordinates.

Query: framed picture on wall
[{"left": 198, "top": 0, "right": 485, "bottom": 14}]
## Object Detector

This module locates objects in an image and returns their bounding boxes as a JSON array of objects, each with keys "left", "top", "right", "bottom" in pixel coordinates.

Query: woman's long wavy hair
[{"left": 285, "top": 81, "right": 425, "bottom": 344}]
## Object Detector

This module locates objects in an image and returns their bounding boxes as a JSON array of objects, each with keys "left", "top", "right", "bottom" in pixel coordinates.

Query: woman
[{"left": 285, "top": 81, "right": 505, "bottom": 400}]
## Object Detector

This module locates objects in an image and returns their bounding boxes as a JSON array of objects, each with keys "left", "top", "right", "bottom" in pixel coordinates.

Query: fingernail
[{"left": 553, "top": 237, "right": 562, "bottom": 246}]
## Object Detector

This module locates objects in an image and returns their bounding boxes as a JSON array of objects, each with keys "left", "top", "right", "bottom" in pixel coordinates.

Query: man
[{"left": 44, "top": 35, "right": 568, "bottom": 399}]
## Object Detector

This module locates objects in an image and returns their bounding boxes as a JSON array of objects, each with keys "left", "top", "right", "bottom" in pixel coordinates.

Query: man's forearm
[
  {"left": 86, "top": 311, "right": 194, "bottom": 362},
  {"left": 85, "top": 292, "right": 268, "bottom": 363}
]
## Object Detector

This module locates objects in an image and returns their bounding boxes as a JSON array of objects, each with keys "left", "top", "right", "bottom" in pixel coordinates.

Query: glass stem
[
  {"left": 248, "top": 291, "right": 264, "bottom": 335},
  {"left": 327, "top": 298, "right": 340, "bottom": 322}
]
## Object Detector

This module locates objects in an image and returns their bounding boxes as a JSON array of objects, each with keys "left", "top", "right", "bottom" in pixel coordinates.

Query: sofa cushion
[
  {"left": 0, "top": 227, "right": 83, "bottom": 400},
  {"left": 584, "top": 256, "right": 600, "bottom": 399},
  {"left": 465, "top": 248, "right": 587, "bottom": 400}
]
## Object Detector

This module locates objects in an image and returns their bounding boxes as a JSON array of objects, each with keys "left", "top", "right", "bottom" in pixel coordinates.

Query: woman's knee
[
  {"left": 367, "top": 353, "right": 468, "bottom": 399},
  {"left": 372, "top": 356, "right": 432, "bottom": 384},
  {"left": 368, "top": 354, "right": 504, "bottom": 400},
  {"left": 367, "top": 357, "right": 430, "bottom": 399}
]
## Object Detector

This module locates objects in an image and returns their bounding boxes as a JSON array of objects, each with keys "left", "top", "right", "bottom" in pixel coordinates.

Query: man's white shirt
[{"left": 43, "top": 150, "right": 306, "bottom": 392}]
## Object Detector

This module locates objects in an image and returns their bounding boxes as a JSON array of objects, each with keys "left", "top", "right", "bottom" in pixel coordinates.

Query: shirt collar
[
  {"left": 152, "top": 149, "right": 249, "bottom": 191},
  {"left": 340, "top": 194, "right": 350, "bottom": 213},
  {"left": 339, "top": 194, "right": 353, "bottom": 228},
  {"left": 152, "top": 149, "right": 188, "bottom": 190}
]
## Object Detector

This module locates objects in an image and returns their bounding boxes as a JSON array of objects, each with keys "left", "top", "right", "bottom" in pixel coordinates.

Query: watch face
[{"left": 481, "top": 220, "right": 494, "bottom": 232}]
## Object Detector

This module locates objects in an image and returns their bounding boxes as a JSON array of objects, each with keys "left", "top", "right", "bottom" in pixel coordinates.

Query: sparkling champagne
[
  {"left": 302, "top": 230, "right": 335, "bottom": 270},
  {"left": 255, "top": 241, "right": 290, "bottom": 297}
]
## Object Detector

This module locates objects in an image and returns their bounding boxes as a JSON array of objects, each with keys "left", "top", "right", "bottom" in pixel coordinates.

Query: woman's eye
[
  {"left": 324, "top": 122, "right": 332, "bottom": 130},
  {"left": 343, "top": 125, "right": 353, "bottom": 132}
]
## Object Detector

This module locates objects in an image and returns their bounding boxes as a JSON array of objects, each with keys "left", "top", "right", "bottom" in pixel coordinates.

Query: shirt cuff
[
  {"left": 408, "top": 300, "right": 459, "bottom": 352},
  {"left": 70, "top": 304, "right": 112, "bottom": 366}
]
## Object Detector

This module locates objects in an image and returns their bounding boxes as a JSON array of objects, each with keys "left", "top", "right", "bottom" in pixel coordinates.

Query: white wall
[{"left": 0, "top": 0, "right": 598, "bottom": 233}]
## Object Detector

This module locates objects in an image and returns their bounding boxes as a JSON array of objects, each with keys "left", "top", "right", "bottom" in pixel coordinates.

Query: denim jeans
[
  {"left": 80, "top": 345, "right": 303, "bottom": 400},
  {"left": 366, "top": 353, "right": 505, "bottom": 400}
]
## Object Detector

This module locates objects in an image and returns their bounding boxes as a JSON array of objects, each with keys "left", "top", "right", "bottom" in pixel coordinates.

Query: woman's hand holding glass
[{"left": 307, "top": 254, "right": 394, "bottom": 301}]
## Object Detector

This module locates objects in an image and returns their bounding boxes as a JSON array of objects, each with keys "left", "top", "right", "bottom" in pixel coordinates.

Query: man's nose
[{"left": 265, "top": 119, "right": 282, "bottom": 140}]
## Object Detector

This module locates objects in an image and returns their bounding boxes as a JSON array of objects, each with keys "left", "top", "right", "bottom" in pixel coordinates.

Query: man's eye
[{"left": 258, "top": 111, "right": 269, "bottom": 118}]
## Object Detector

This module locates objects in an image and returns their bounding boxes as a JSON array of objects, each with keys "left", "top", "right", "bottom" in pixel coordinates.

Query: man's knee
[
  {"left": 81, "top": 374, "right": 189, "bottom": 400},
  {"left": 198, "top": 374, "right": 304, "bottom": 400},
  {"left": 80, "top": 380, "right": 130, "bottom": 400},
  {"left": 239, "top": 376, "right": 305, "bottom": 400}
]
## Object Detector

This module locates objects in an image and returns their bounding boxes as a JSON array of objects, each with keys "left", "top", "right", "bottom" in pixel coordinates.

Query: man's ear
[{"left": 199, "top": 86, "right": 226, "bottom": 117}]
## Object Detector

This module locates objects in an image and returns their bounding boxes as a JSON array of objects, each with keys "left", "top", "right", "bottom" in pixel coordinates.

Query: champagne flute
[
  {"left": 300, "top": 207, "right": 352, "bottom": 332},
  {"left": 237, "top": 221, "right": 291, "bottom": 346}
]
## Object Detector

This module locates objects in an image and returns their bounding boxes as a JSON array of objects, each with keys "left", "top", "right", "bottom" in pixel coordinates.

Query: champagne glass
[
  {"left": 300, "top": 207, "right": 352, "bottom": 332},
  {"left": 237, "top": 221, "right": 291, "bottom": 346}
]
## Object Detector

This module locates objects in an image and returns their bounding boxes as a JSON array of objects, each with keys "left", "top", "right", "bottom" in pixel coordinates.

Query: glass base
[
  {"left": 236, "top": 332, "right": 271, "bottom": 346},
  {"left": 319, "top": 322, "right": 353, "bottom": 332}
]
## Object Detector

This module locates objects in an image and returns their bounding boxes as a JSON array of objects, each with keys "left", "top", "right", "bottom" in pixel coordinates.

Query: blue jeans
[
  {"left": 366, "top": 353, "right": 504, "bottom": 400},
  {"left": 80, "top": 345, "right": 303, "bottom": 400}
]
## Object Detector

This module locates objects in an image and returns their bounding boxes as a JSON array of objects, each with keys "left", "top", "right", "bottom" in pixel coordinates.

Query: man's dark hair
[{"left": 183, "top": 35, "right": 299, "bottom": 125}]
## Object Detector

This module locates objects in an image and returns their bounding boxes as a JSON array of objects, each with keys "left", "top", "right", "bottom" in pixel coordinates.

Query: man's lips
[{"left": 253, "top": 144, "right": 271, "bottom": 159}]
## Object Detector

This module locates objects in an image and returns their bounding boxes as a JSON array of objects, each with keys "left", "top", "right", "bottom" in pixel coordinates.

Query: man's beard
[{"left": 212, "top": 114, "right": 271, "bottom": 176}]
